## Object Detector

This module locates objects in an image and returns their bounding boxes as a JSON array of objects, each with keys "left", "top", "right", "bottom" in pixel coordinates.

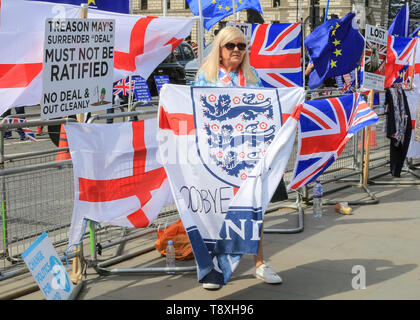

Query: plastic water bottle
[
  {"left": 313, "top": 180, "right": 323, "bottom": 218},
  {"left": 166, "top": 240, "right": 175, "bottom": 274}
]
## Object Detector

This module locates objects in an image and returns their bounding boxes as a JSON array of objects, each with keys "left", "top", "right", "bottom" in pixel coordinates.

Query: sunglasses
[{"left": 223, "top": 42, "right": 247, "bottom": 51}]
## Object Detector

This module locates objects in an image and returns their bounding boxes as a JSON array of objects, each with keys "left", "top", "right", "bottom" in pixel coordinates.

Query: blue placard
[
  {"left": 22, "top": 232, "right": 74, "bottom": 300},
  {"left": 132, "top": 76, "right": 152, "bottom": 103},
  {"left": 154, "top": 75, "right": 170, "bottom": 94}
]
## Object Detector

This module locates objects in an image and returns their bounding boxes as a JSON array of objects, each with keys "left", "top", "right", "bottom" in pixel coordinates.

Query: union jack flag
[
  {"left": 287, "top": 93, "right": 379, "bottom": 190},
  {"left": 385, "top": 35, "right": 417, "bottom": 88},
  {"left": 4, "top": 118, "right": 37, "bottom": 141},
  {"left": 113, "top": 78, "right": 135, "bottom": 96},
  {"left": 249, "top": 23, "right": 302, "bottom": 88}
]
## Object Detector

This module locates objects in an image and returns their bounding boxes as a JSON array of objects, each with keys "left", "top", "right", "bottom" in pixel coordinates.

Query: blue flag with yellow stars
[
  {"left": 187, "top": 0, "right": 263, "bottom": 31},
  {"left": 27, "top": 0, "right": 129, "bottom": 14},
  {"left": 388, "top": 5, "right": 409, "bottom": 37},
  {"left": 305, "top": 12, "right": 364, "bottom": 89},
  {"left": 410, "top": 25, "right": 420, "bottom": 38}
]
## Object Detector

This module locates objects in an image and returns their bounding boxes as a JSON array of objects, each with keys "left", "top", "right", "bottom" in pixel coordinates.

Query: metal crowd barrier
[
  {"left": 0, "top": 91, "right": 418, "bottom": 296},
  {"left": 86, "top": 107, "right": 197, "bottom": 276}
]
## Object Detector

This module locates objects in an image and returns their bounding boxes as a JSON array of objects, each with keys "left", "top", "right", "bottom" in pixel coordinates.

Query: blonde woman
[
  {"left": 193, "top": 26, "right": 283, "bottom": 290},
  {"left": 194, "top": 26, "right": 262, "bottom": 87}
]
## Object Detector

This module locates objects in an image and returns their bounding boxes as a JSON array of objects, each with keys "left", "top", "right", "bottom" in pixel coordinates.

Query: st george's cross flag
[
  {"left": 249, "top": 23, "right": 302, "bottom": 88},
  {"left": 158, "top": 84, "right": 304, "bottom": 285},
  {"left": 406, "top": 75, "right": 420, "bottom": 158},
  {"left": 0, "top": 0, "right": 194, "bottom": 115},
  {"left": 65, "top": 119, "right": 173, "bottom": 248},
  {"left": 287, "top": 93, "right": 379, "bottom": 190},
  {"left": 414, "top": 38, "right": 420, "bottom": 75}
]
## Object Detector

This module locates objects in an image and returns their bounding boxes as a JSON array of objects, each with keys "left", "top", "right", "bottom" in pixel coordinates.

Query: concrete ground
[{"left": 1, "top": 166, "right": 419, "bottom": 301}]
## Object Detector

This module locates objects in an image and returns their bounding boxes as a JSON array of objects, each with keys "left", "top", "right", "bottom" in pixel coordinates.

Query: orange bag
[{"left": 154, "top": 219, "right": 194, "bottom": 261}]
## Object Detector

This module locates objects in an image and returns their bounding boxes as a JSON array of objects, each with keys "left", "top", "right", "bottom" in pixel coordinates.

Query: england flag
[
  {"left": 65, "top": 119, "right": 173, "bottom": 248},
  {"left": 158, "top": 84, "right": 304, "bottom": 285}
]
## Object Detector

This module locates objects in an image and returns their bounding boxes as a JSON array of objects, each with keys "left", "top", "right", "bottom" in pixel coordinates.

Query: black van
[{"left": 147, "top": 42, "right": 197, "bottom": 96}]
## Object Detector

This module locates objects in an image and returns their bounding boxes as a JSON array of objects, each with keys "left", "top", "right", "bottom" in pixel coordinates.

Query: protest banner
[
  {"left": 41, "top": 18, "right": 115, "bottom": 119},
  {"left": 226, "top": 22, "right": 252, "bottom": 43},
  {"left": 363, "top": 24, "right": 387, "bottom": 91}
]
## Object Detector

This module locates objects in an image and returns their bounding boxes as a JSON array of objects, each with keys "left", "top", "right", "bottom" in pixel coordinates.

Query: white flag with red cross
[
  {"left": 0, "top": 0, "right": 194, "bottom": 115},
  {"left": 65, "top": 119, "right": 173, "bottom": 248}
]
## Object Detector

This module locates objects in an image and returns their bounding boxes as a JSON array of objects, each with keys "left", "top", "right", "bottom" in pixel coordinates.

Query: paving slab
[{"left": 1, "top": 170, "right": 419, "bottom": 301}]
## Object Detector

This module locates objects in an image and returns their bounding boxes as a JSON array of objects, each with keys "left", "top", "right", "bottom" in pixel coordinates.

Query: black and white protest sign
[
  {"left": 226, "top": 22, "right": 252, "bottom": 43},
  {"left": 42, "top": 18, "right": 115, "bottom": 119},
  {"left": 362, "top": 24, "right": 388, "bottom": 91}
]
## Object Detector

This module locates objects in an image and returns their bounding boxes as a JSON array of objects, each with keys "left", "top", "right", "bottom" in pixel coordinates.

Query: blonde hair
[{"left": 197, "top": 26, "right": 258, "bottom": 84}]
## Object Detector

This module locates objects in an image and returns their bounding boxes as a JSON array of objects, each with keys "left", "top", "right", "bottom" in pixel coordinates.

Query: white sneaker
[
  {"left": 254, "top": 263, "right": 283, "bottom": 284},
  {"left": 202, "top": 283, "right": 222, "bottom": 290}
]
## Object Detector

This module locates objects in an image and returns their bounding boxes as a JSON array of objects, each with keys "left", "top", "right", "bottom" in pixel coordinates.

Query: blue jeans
[{"left": 106, "top": 107, "right": 114, "bottom": 124}]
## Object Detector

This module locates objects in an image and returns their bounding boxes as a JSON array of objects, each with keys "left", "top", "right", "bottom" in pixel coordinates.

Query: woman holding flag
[{"left": 193, "top": 26, "right": 284, "bottom": 290}]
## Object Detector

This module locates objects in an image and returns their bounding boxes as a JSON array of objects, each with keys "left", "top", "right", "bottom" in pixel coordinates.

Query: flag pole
[
  {"left": 300, "top": 0, "right": 305, "bottom": 89},
  {"left": 72, "top": 2, "right": 89, "bottom": 285},
  {"left": 163, "top": 0, "right": 167, "bottom": 16},
  {"left": 76, "top": 3, "right": 89, "bottom": 124},
  {"left": 362, "top": 89, "right": 374, "bottom": 186},
  {"left": 324, "top": 0, "right": 330, "bottom": 22},
  {"left": 232, "top": 0, "right": 235, "bottom": 22},
  {"left": 197, "top": 0, "right": 204, "bottom": 67}
]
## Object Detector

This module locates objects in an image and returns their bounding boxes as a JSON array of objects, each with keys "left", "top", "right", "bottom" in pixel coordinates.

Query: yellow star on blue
[
  {"left": 87, "top": 0, "right": 96, "bottom": 5},
  {"left": 333, "top": 48, "right": 342, "bottom": 56},
  {"left": 332, "top": 38, "right": 341, "bottom": 46},
  {"left": 331, "top": 60, "right": 337, "bottom": 68}
]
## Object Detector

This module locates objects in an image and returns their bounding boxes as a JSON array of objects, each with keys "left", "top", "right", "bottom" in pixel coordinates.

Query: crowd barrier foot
[
  {"left": 305, "top": 183, "right": 379, "bottom": 206},
  {"left": 264, "top": 192, "right": 304, "bottom": 234},
  {"left": 88, "top": 223, "right": 198, "bottom": 277},
  {"left": 366, "top": 168, "right": 420, "bottom": 185}
]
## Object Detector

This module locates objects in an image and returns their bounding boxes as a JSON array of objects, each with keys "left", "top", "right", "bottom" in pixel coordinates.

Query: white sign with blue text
[{"left": 22, "top": 232, "right": 74, "bottom": 300}]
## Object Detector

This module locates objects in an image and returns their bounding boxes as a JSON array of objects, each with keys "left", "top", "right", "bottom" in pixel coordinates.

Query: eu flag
[
  {"left": 187, "top": 0, "right": 263, "bottom": 31},
  {"left": 388, "top": 5, "right": 409, "bottom": 37},
  {"left": 410, "top": 25, "right": 420, "bottom": 38},
  {"left": 304, "top": 12, "right": 364, "bottom": 89},
  {"left": 27, "top": 0, "right": 129, "bottom": 14}
]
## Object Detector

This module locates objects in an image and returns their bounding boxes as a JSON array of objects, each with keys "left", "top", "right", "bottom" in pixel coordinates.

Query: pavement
[{"left": 1, "top": 165, "right": 420, "bottom": 302}]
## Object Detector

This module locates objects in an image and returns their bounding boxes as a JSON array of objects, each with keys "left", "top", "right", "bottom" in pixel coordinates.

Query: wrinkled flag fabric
[{"left": 158, "top": 84, "right": 304, "bottom": 285}]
